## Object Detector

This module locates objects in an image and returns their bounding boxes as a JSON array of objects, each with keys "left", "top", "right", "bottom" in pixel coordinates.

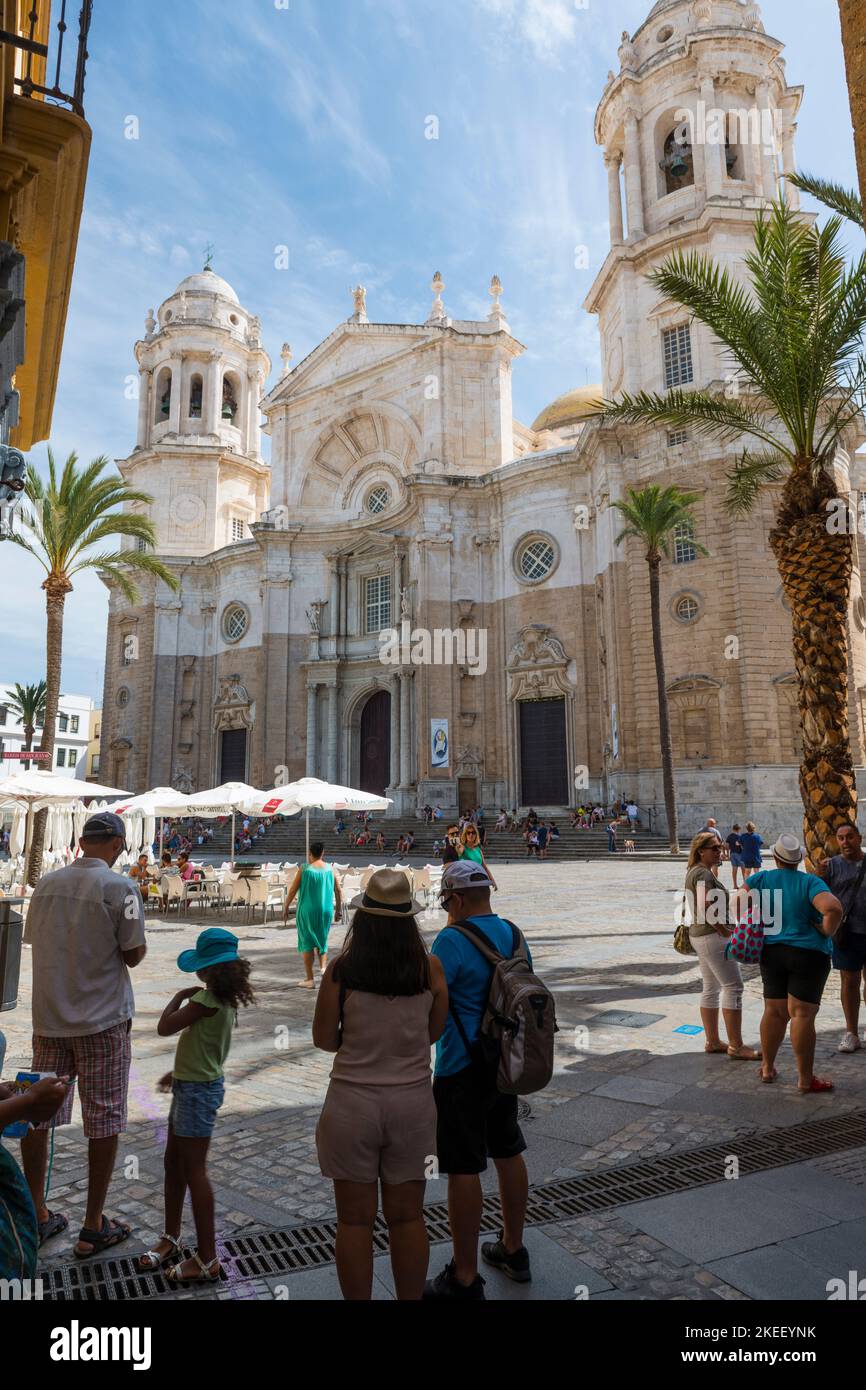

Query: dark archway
[{"left": 360, "top": 690, "right": 391, "bottom": 797}]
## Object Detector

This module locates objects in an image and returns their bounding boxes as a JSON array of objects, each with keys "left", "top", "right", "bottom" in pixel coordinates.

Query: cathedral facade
[{"left": 100, "top": 0, "right": 866, "bottom": 835}]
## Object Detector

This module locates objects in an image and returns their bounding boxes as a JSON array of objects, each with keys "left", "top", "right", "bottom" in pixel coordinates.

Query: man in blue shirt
[{"left": 424, "top": 862, "right": 531, "bottom": 1300}]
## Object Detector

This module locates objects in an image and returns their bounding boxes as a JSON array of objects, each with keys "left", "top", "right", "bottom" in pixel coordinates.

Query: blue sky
[{"left": 1, "top": 0, "right": 857, "bottom": 701}]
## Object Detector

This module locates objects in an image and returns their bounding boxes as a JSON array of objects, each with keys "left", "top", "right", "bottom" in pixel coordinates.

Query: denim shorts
[{"left": 169, "top": 1077, "right": 225, "bottom": 1139}]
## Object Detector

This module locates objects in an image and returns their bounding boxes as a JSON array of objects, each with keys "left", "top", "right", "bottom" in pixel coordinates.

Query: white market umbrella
[
  {"left": 10, "top": 809, "right": 25, "bottom": 856},
  {"left": 105, "top": 787, "right": 194, "bottom": 859},
  {"left": 246, "top": 778, "right": 391, "bottom": 858},
  {"left": 143, "top": 814, "right": 156, "bottom": 859},
  {"left": 185, "top": 783, "right": 260, "bottom": 864},
  {"left": 0, "top": 770, "right": 130, "bottom": 881}
]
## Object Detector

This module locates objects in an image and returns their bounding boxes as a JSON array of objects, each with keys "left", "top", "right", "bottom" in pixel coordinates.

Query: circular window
[
  {"left": 162, "top": 309, "right": 173, "bottom": 323},
  {"left": 675, "top": 596, "right": 700, "bottom": 624},
  {"left": 117, "top": 687, "right": 130, "bottom": 708},
  {"left": 515, "top": 535, "right": 558, "bottom": 584},
  {"left": 229, "top": 313, "right": 239, "bottom": 326},
  {"left": 222, "top": 603, "right": 249, "bottom": 644},
  {"left": 657, "top": 25, "right": 675, "bottom": 43},
  {"left": 367, "top": 485, "right": 391, "bottom": 515}
]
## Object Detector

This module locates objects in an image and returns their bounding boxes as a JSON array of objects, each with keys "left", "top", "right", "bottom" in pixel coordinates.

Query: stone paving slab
[
  {"left": 706, "top": 1247, "right": 837, "bottom": 1301},
  {"left": 780, "top": 1216, "right": 866, "bottom": 1273},
  {"left": 625, "top": 1182, "right": 840, "bottom": 1263},
  {"left": 589, "top": 1075, "right": 687, "bottom": 1107}
]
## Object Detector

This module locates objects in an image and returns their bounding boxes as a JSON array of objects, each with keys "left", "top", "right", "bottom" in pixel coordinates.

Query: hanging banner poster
[{"left": 431, "top": 718, "right": 449, "bottom": 770}]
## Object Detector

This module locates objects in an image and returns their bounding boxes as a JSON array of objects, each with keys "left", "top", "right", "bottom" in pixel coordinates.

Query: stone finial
[
  {"left": 145, "top": 308, "right": 156, "bottom": 338},
  {"left": 488, "top": 275, "right": 508, "bottom": 330},
  {"left": 350, "top": 285, "right": 368, "bottom": 323},
  {"left": 427, "top": 272, "right": 447, "bottom": 325},
  {"left": 280, "top": 343, "right": 293, "bottom": 376},
  {"left": 618, "top": 30, "right": 636, "bottom": 69}
]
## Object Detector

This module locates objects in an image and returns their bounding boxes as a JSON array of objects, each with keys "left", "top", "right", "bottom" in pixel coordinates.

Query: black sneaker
[
  {"left": 481, "top": 1233, "right": 532, "bottom": 1283},
  {"left": 423, "top": 1260, "right": 487, "bottom": 1300}
]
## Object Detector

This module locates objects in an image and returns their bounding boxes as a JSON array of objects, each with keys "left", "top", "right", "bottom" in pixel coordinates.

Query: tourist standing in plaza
[
  {"left": 818, "top": 823, "right": 866, "bottom": 1053},
  {"left": 312, "top": 870, "right": 448, "bottom": 1300},
  {"left": 739, "top": 822, "right": 764, "bottom": 877},
  {"left": 21, "top": 812, "right": 146, "bottom": 1257},
  {"left": 740, "top": 835, "right": 842, "bottom": 1091},
  {"left": 459, "top": 823, "right": 498, "bottom": 890},
  {"left": 684, "top": 834, "right": 759, "bottom": 1060},
  {"left": 425, "top": 862, "right": 532, "bottom": 1300},
  {"left": 726, "top": 825, "right": 745, "bottom": 889},
  {"left": 698, "top": 817, "right": 723, "bottom": 843},
  {"left": 284, "top": 843, "right": 342, "bottom": 988},
  {"left": 140, "top": 928, "right": 255, "bottom": 1284}
]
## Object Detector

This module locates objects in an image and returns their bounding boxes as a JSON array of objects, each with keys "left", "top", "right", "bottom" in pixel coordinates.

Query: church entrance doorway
[
  {"left": 458, "top": 777, "right": 478, "bottom": 816},
  {"left": 519, "top": 698, "right": 568, "bottom": 805},
  {"left": 359, "top": 690, "right": 391, "bottom": 797},
  {"left": 220, "top": 728, "right": 247, "bottom": 784}
]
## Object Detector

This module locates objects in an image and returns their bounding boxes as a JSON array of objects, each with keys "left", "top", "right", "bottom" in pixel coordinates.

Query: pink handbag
[{"left": 725, "top": 901, "right": 764, "bottom": 964}]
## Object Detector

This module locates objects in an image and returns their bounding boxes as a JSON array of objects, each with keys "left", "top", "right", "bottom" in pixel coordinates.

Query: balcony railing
[{"left": 0, "top": 0, "right": 93, "bottom": 118}]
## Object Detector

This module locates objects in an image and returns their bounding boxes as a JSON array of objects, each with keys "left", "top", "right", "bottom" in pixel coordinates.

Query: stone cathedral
[{"left": 100, "top": 0, "right": 866, "bottom": 836}]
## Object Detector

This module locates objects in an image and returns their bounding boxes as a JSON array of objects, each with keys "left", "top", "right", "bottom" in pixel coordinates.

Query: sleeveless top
[{"left": 331, "top": 988, "right": 434, "bottom": 1086}]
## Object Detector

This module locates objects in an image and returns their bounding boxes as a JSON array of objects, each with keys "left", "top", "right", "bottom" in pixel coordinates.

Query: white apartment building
[{"left": 0, "top": 688, "right": 98, "bottom": 778}]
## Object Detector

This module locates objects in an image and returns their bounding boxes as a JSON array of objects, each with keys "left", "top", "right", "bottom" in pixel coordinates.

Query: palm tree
[
  {"left": 5, "top": 680, "right": 47, "bottom": 767},
  {"left": 611, "top": 486, "right": 707, "bottom": 855},
  {"left": 599, "top": 199, "right": 866, "bottom": 863},
  {"left": 11, "top": 450, "right": 178, "bottom": 883}
]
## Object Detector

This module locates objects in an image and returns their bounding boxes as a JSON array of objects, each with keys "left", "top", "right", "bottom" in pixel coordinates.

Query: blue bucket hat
[{"left": 177, "top": 928, "right": 239, "bottom": 973}]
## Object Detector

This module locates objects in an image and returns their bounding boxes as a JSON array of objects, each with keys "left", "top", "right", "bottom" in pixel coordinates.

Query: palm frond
[
  {"left": 725, "top": 449, "right": 788, "bottom": 517},
  {"left": 599, "top": 389, "right": 787, "bottom": 454},
  {"left": 787, "top": 173, "right": 864, "bottom": 229}
]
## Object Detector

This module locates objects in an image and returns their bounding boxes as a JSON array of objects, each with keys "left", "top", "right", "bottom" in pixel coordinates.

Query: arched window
[
  {"left": 188, "top": 373, "right": 203, "bottom": 420},
  {"left": 659, "top": 126, "right": 694, "bottom": 195},
  {"left": 222, "top": 373, "right": 240, "bottom": 423},
  {"left": 155, "top": 367, "right": 172, "bottom": 424}
]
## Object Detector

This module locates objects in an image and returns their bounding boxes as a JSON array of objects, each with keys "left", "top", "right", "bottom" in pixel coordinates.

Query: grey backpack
[{"left": 448, "top": 919, "right": 557, "bottom": 1096}]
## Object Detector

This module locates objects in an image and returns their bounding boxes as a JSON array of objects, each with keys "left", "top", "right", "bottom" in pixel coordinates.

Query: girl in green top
[
  {"left": 459, "top": 824, "right": 498, "bottom": 891},
  {"left": 137, "top": 929, "right": 255, "bottom": 1285},
  {"left": 284, "top": 843, "right": 343, "bottom": 988}
]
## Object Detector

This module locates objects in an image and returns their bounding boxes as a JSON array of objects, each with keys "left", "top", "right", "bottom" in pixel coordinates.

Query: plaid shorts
[{"left": 31, "top": 1021, "right": 132, "bottom": 1140}]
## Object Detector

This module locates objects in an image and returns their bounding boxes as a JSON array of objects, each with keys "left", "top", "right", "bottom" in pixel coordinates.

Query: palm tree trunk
[
  {"left": 26, "top": 581, "right": 69, "bottom": 885},
  {"left": 23, "top": 723, "right": 33, "bottom": 771},
  {"left": 770, "top": 466, "right": 857, "bottom": 864},
  {"left": 648, "top": 555, "right": 680, "bottom": 854},
  {"left": 839, "top": 0, "right": 866, "bottom": 206}
]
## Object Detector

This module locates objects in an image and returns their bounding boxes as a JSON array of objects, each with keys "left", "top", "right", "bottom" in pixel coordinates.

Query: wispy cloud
[{"left": 476, "top": 0, "right": 579, "bottom": 65}]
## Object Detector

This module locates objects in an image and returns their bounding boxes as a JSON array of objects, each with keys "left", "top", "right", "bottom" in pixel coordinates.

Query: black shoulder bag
[{"left": 834, "top": 856, "right": 866, "bottom": 951}]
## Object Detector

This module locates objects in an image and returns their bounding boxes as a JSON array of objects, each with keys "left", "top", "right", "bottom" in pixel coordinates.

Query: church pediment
[{"left": 264, "top": 324, "right": 435, "bottom": 409}]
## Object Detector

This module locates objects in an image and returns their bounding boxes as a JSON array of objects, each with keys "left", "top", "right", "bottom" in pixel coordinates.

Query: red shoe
[{"left": 799, "top": 1077, "right": 834, "bottom": 1094}]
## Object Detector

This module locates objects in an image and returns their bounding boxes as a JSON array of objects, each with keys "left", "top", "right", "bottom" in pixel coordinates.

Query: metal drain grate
[{"left": 38, "top": 1108, "right": 866, "bottom": 1300}]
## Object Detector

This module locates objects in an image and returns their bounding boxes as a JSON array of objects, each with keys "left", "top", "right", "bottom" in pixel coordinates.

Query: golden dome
[{"left": 532, "top": 384, "right": 604, "bottom": 433}]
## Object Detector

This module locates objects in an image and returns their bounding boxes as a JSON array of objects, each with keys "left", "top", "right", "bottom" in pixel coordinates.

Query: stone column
[
  {"left": 389, "top": 674, "right": 401, "bottom": 790},
  {"left": 327, "top": 683, "right": 338, "bottom": 783},
  {"left": 399, "top": 670, "right": 413, "bottom": 788},
  {"left": 329, "top": 560, "right": 341, "bottom": 640},
  {"left": 246, "top": 370, "right": 262, "bottom": 457},
  {"left": 339, "top": 560, "right": 348, "bottom": 658},
  {"left": 623, "top": 111, "right": 645, "bottom": 239},
  {"left": 137, "top": 368, "right": 152, "bottom": 449},
  {"left": 605, "top": 151, "right": 624, "bottom": 244},
  {"left": 305, "top": 683, "right": 318, "bottom": 777},
  {"left": 757, "top": 83, "right": 778, "bottom": 200},
  {"left": 700, "top": 72, "right": 725, "bottom": 200},
  {"left": 206, "top": 354, "right": 222, "bottom": 435},
  {"left": 782, "top": 121, "right": 799, "bottom": 208},
  {"left": 168, "top": 355, "right": 183, "bottom": 433}
]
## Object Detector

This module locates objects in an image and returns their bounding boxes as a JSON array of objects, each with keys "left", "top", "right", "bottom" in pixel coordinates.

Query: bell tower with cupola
[
  {"left": 586, "top": 0, "right": 804, "bottom": 401},
  {"left": 118, "top": 265, "right": 271, "bottom": 558}
]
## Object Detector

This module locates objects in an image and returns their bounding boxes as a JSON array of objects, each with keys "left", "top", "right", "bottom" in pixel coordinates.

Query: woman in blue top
[{"left": 737, "top": 834, "right": 842, "bottom": 1092}]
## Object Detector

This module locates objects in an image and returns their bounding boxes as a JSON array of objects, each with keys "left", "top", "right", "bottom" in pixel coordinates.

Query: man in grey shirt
[
  {"left": 21, "top": 812, "right": 146, "bottom": 1257},
  {"left": 821, "top": 823, "right": 866, "bottom": 1054}
]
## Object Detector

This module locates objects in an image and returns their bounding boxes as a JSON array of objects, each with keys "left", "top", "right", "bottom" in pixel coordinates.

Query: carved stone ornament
[
  {"left": 213, "top": 674, "right": 255, "bottom": 732},
  {"left": 456, "top": 746, "right": 484, "bottom": 777},
  {"left": 173, "top": 764, "right": 196, "bottom": 794},
  {"left": 507, "top": 624, "right": 575, "bottom": 703}
]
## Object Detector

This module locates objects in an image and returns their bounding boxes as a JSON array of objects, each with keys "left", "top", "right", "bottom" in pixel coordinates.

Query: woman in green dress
[
  {"left": 458, "top": 824, "right": 498, "bottom": 891},
  {"left": 284, "top": 843, "right": 343, "bottom": 988}
]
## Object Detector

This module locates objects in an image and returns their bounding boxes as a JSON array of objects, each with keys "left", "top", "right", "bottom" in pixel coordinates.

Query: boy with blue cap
[{"left": 136, "top": 929, "right": 255, "bottom": 1284}]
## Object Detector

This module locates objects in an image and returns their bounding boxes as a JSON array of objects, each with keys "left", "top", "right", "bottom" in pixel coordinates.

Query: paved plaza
[{"left": 5, "top": 859, "right": 866, "bottom": 1302}]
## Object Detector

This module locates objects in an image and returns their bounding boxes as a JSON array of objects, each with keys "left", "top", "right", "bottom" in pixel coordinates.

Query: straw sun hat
[{"left": 349, "top": 868, "right": 425, "bottom": 919}]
